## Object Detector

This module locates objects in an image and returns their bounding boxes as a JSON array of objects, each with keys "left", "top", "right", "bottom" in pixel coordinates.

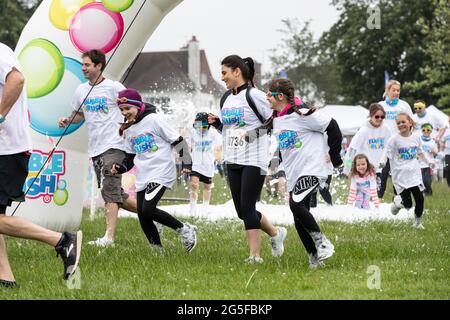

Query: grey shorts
[{"left": 92, "top": 149, "right": 129, "bottom": 204}]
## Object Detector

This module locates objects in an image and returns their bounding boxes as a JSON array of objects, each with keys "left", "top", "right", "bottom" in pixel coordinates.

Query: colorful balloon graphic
[
  {"left": 53, "top": 179, "right": 69, "bottom": 206},
  {"left": 69, "top": 2, "right": 124, "bottom": 53},
  {"left": 28, "top": 57, "right": 85, "bottom": 136},
  {"left": 102, "top": 0, "right": 134, "bottom": 12},
  {"left": 49, "top": 0, "right": 94, "bottom": 30},
  {"left": 18, "top": 38, "right": 64, "bottom": 98}
]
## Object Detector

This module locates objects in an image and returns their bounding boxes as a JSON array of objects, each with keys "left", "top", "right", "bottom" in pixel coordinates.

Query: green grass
[{"left": 1, "top": 178, "right": 449, "bottom": 300}]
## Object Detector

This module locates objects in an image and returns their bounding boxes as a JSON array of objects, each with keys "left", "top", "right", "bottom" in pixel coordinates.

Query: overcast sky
[{"left": 143, "top": 0, "right": 340, "bottom": 82}]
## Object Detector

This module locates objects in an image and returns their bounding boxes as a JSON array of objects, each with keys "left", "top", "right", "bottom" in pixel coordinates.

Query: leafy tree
[
  {"left": 403, "top": 0, "right": 450, "bottom": 109},
  {"left": 0, "top": 0, "right": 41, "bottom": 49}
]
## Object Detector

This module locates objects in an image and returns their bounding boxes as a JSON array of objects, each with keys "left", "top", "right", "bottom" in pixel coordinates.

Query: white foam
[{"left": 118, "top": 200, "right": 414, "bottom": 225}]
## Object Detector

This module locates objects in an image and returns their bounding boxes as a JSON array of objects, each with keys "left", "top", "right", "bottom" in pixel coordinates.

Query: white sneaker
[
  {"left": 87, "top": 236, "right": 114, "bottom": 247},
  {"left": 189, "top": 203, "right": 197, "bottom": 217},
  {"left": 413, "top": 216, "right": 425, "bottom": 229},
  {"left": 244, "top": 256, "right": 264, "bottom": 264},
  {"left": 308, "top": 253, "right": 325, "bottom": 269},
  {"left": 178, "top": 223, "right": 198, "bottom": 253},
  {"left": 271, "top": 227, "right": 287, "bottom": 257},
  {"left": 311, "top": 232, "right": 335, "bottom": 262},
  {"left": 390, "top": 195, "right": 404, "bottom": 215}
]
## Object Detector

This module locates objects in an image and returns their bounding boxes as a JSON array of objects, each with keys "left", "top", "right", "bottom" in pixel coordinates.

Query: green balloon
[
  {"left": 103, "top": 0, "right": 133, "bottom": 12},
  {"left": 18, "top": 39, "right": 64, "bottom": 98},
  {"left": 295, "top": 141, "right": 302, "bottom": 148},
  {"left": 53, "top": 189, "right": 69, "bottom": 206},
  {"left": 151, "top": 145, "right": 158, "bottom": 152},
  {"left": 239, "top": 121, "right": 246, "bottom": 127}
]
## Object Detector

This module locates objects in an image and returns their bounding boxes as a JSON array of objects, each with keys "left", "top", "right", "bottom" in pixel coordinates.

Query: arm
[
  {"left": 369, "top": 174, "right": 380, "bottom": 209},
  {"left": 111, "top": 153, "right": 136, "bottom": 174},
  {"left": 58, "top": 110, "right": 84, "bottom": 128},
  {"left": 325, "top": 118, "right": 343, "bottom": 167},
  {"left": 0, "top": 68, "right": 24, "bottom": 119},
  {"left": 172, "top": 136, "right": 192, "bottom": 170},
  {"left": 208, "top": 113, "right": 223, "bottom": 133},
  {"left": 347, "top": 177, "right": 357, "bottom": 206}
]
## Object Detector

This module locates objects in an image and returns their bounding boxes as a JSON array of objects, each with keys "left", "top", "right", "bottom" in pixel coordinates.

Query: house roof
[{"left": 122, "top": 50, "right": 224, "bottom": 97}]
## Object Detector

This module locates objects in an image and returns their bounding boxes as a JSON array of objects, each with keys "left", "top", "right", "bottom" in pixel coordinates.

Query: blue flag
[
  {"left": 280, "top": 70, "right": 288, "bottom": 78},
  {"left": 384, "top": 70, "right": 389, "bottom": 86}
]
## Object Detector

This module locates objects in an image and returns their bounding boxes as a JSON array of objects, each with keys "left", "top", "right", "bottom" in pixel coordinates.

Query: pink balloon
[{"left": 69, "top": 2, "right": 124, "bottom": 53}]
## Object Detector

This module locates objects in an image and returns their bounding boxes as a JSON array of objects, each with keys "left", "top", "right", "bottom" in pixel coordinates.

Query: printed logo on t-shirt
[
  {"left": 83, "top": 96, "right": 109, "bottom": 114},
  {"left": 276, "top": 130, "right": 302, "bottom": 150},
  {"left": 397, "top": 146, "right": 418, "bottom": 160},
  {"left": 195, "top": 140, "right": 212, "bottom": 152},
  {"left": 368, "top": 138, "right": 384, "bottom": 149},
  {"left": 222, "top": 107, "right": 244, "bottom": 125},
  {"left": 385, "top": 110, "right": 398, "bottom": 120},
  {"left": 130, "top": 132, "right": 158, "bottom": 153},
  {"left": 422, "top": 144, "right": 433, "bottom": 153}
]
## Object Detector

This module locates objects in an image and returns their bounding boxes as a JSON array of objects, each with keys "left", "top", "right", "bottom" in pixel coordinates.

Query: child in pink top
[{"left": 347, "top": 154, "right": 380, "bottom": 209}]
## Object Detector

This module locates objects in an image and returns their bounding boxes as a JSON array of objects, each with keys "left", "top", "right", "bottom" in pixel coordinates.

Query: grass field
[{"left": 1, "top": 177, "right": 449, "bottom": 300}]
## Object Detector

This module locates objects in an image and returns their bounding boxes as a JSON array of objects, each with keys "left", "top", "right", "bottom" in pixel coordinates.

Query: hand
[
  {"left": 111, "top": 164, "right": 120, "bottom": 175},
  {"left": 429, "top": 161, "right": 436, "bottom": 169},
  {"left": 378, "top": 162, "right": 385, "bottom": 169},
  {"left": 207, "top": 113, "right": 219, "bottom": 124},
  {"left": 325, "top": 153, "right": 331, "bottom": 163},
  {"left": 58, "top": 117, "right": 70, "bottom": 128}
]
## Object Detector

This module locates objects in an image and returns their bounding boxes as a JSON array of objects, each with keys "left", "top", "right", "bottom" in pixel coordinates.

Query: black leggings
[
  {"left": 445, "top": 155, "right": 450, "bottom": 187},
  {"left": 399, "top": 186, "right": 424, "bottom": 218},
  {"left": 289, "top": 191, "right": 322, "bottom": 255},
  {"left": 226, "top": 164, "right": 265, "bottom": 230},
  {"left": 136, "top": 183, "right": 184, "bottom": 246},
  {"left": 310, "top": 175, "right": 332, "bottom": 207},
  {"left": 378, "top": 159, "right": 391, "bottom": 198}
]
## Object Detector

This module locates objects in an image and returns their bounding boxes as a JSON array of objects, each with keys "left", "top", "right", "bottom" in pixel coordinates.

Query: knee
[{"left": 191, "top": 180, "right": 199, "bottom": 192}]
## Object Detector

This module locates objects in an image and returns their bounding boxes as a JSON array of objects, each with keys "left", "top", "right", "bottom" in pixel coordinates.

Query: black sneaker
[
  {"left": 0, "top": 279, "right": 18, "bottom": 288},
  {"left": 55, "top": 231, "right": 82, "bottom": 280}
]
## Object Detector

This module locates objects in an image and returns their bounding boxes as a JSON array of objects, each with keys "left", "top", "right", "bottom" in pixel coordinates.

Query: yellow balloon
[{"left": 49, "top": 0, "right": 94, "bottom": 30}]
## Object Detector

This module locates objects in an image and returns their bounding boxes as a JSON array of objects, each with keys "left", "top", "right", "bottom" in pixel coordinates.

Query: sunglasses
[
  {"left": 194, "top": 125, "right": 209, "bottom": 129},
  {"left": 414, "top": 106, "right": 425, "bottom": 111},
  {"left": 422, "top": 128, "right": 432, "bottom": 133},
  {"left": 267, "top": 91, "right": 283, "bottom": 97},
  {"left": 115, "top": 97, "right": 142, "bottom": 104},
  {"left": 374, "top": 115, "right": 385, "bottom": 120}
]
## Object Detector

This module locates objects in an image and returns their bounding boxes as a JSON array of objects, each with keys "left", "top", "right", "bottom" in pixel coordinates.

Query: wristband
[{"left": 0, "top": 114, "right": 5, "bottom": 124}]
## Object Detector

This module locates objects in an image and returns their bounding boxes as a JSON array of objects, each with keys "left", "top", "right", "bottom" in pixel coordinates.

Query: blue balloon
[{"left": 28, "top": 57, "right": 85, "bottom": 137}]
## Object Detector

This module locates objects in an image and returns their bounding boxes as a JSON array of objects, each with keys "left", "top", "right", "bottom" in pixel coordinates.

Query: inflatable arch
[{"left": 7, "top": 0, "right": 184, "bottom": 231}]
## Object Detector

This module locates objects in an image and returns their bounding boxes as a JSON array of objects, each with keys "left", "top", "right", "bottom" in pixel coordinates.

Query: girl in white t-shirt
[
  {"left": 383, "top": 113, "right": 426, "bottom": 229},
  {"left": 189, "top": 112, "right": 220, "bottom": 217},
  {"left": 208, "top": 55, "right": 287, "bottom": 264},
  {"left": 111, "top": 88, "right": 198, "bottom": 252},
  {"left": 347, "top": 154, "right": 380, "bottom": 210},
  {"left": 265, "top": 77, "right": 343, "bottom": 268}
]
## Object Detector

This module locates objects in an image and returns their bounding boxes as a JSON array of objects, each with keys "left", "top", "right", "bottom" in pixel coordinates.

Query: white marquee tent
[{"left": 316, "top": 105, "right": 369, "bottom": 136}]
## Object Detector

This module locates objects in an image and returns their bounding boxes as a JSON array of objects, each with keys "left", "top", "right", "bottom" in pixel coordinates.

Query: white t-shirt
[
  {"left": 379, "top": 99, "right": 413, "bottom": 134},
  {"left": 72, "top": 79, "right": 126, "bottom": 157},
  {"left": 418, "top": 137, "right": 437, "bottom": 169},
  {"left": 0, "top": 43, "right": 32, "bottom": 155},
  {"left": 386, "top": 133, "right": 424, "bottom": 193},
  {"left": 191, "top": 128, "right": 219, "bottom": 178},
  {"left": 412, "top": 111, "right": 448, "bottom": 139},
  {"left": 345, "top": 120, "right": 391, "bottom": 173},
  {"left": 442, "top": 128, "right": 450, "bottom": 155},
  {"left": 273, "top": 111, "right": 332, "bottom": 192},
  {"left": 123, "top": 113, "right": 180, "bottom": 192},
  {"left": 220, "top": 88, "right": 272, "bottom": 172}
]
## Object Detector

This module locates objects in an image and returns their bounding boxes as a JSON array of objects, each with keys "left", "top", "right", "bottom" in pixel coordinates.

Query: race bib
[{"left": 226, "top": 129, "right": 247, "bottom": 151}]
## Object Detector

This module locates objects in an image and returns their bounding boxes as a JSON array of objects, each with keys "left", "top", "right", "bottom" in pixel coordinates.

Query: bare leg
[
  {"left": 260, "top": 214, "right": 278, "bottom": 237},
  {"left": 246, "top": 229, "right": 261, "bottom": 257},
  {"left": 105, "top": 202, "right": 119, "bottom": 240},
  {"left": 203, "top": 182, "right": 212, "bottom": 203},
  {"left": 122, "top": 196, "right": 137, "bottom": 213}
]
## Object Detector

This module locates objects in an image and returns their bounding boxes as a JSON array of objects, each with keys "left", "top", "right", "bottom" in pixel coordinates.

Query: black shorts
[
  {"left": 190, "top": 171, "right": 213, "bottom": 184},
  {"left": 0, "top": 152, "right": 31, "bottom": 207}
]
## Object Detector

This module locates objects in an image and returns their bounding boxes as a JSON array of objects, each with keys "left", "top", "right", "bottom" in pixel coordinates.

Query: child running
[
  {"left": 111, "top": 88, "right": 198, "bottom": 252},
  {"left": 265, "top": 77, "right": 342, "bottom": 268},
  {"left": 383, "top": 113, "right": 426, "bottom": 229},
  {"left": 347, "top": 154, "right": 380, "bottom": 210}
]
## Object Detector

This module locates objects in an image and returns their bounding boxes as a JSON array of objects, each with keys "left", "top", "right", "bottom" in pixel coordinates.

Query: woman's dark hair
[
  {"left": 221, "top": 55, "right": 255, "bottom": 87},
  {"left": 82, "top": 49, "right": 106, "bottom": 71},
  {"left": 369, "top": 103, "right": 386, "bottom": 117},
  {"left": 261, "top": 77, "right": 315, "bottom": 130}
]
